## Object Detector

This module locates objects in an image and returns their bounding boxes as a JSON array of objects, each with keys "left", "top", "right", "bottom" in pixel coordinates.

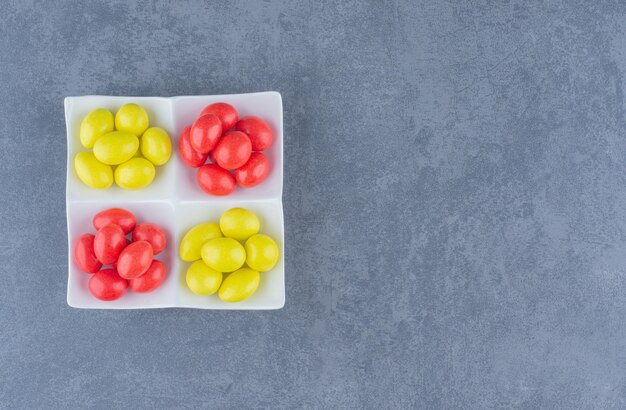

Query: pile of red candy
[
  {"left": 178, "top": 102, "right": 273, "bottom": 195},
  {"left": 73, "top": 208, "right": 168, "bottom": 301}
]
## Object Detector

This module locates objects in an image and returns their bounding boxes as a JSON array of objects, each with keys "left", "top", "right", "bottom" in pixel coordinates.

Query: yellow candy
[
  {"left": 79, "top": 108, "right": 114, "bottom": 148},
  {"left": 74, "top": 152, "right": 113, "bottom": 189},
  {"left": 141, "top": 127, "right": 171, "bottom": 166},
  {"left": 179, "top": 223, "right": 222, "bottom": 262},
  {"left": 186, "top": 260, "right": 222, "bottom": 296},
  {"left": 245, "top": 234, "right": 279, "bottom": 272},
  {"left": 114, "top": 158, "right": 155, "bottom": 189},
  {"left": 201, "top": 238, "right": 246, "bottom": 272},
  {"left": 218, "top": 267, "right": 260, "bottom": 302},
  {"left": 219, "top": 208, "right": 260, "bottom": 241},
  {"left": 93, "top": 131, "right": 139, "bottom": 165},
  {"left": 115, "top": 103, "right": 149, "bottom": 135}
]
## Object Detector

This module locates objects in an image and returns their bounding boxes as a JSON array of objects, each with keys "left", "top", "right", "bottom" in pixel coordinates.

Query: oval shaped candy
[
  {"left": 234, "top": 152, "right": 270, "bottom": 188},
  {"left": 212, "top": 131, "right": 251, "bottom": 170},
  {"left": 185, "top": 260, "right": 222, "bottom": 296},
  {"left": 80, "top": 108, "right": 114, "bottom": 148},
  {"left": 116, "top": 240, "right": 153, "bottom": 279},
  {"left": 74, "top": 234, "right": 102, "bottom": 273},
  {"left": 200, "top": 102, "right": 238, "bottom": 131},
  {"left": 141, "top": 127, "right": 172, "bottom": 166},
  {"left": 129, "top": 260, "right": 166, "bottom": 293},
  {"left": 178, "top": 126, "right": 208, "bottom": 168},
  {"left": 218, "top": 267, "right": 260, "bottom": 302},
  {"left": 74, "top": 152, "right": 113, "bottom": 189},
  {"left": 93, "top": 131, "right": 139, "bottom": 165},
  {"left": 219, "top": 208, "right": 260, "bottom": 241},
  {"left": 190, "top": 114, "right": 222, "bottom": 154},
  {"left": 115, "top": 103, "right": 149, "bottom": 135},
  {"left": 245, "top": 234, "right": 279, "bottom": 272},
  {"left": 93, "top": 208, "right": 136, "bottom": 234},
  {"left": 94, "top": 224, "right": 126, "bottom": 265},
  {"left": 132, "top": 222, "right": 167, "bottom": 255},
  {"left": 197, "top": 164, "right": 236, "bottom": 196},
  {"left": 114, "top": 158, "right": 155, "bottom": 189},
  {"left": 235, "top": 116, "right": 273, "bottom": 151},
  {"left": 88, "top": 268, "right": 128, "bottom": 301},
  {"left": 179, "top": 222, "right": 222, "bottom": 262},
  {"left": 201, "top": 237, "right": 246, "bottom": 272}
]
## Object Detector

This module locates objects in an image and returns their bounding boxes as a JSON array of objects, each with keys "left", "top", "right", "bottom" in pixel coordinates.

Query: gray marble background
[{"left": 1, "top": 1, "right": 626, "bottom": 408}]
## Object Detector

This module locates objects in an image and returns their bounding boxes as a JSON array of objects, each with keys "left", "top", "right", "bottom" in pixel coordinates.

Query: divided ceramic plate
[{"left": 65, "top": 92, "right": 284, "bottom": 309}]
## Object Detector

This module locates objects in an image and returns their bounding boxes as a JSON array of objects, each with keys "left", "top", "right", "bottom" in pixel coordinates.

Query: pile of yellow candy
[
  {"left": 180, "top": 208, "right": 279, "bottom": 302},
  {"left": 75, "top": 103, "right": 172, "bottom": 189}
]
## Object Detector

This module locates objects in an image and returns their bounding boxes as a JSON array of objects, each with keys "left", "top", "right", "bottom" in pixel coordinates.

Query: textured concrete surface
[{"left": 1, "top": 0, "right": 626, "bottom": 408}]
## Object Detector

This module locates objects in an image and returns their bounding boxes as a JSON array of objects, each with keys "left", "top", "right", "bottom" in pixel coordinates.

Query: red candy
[
  {"left": 92, "top": 208, "right": 136, "bottom": 234},
  {"left": 190, "top": 114, "right": 222, "bottom": 153},
  {"left": 117, "top": 240, "right": 153, "bottom": 279},
  {"left": 235, "top": 152, "right": 270, "bottom": 188},
  {"left": 236, "top": 116, "right": 273, "bottom": 151},
  {"left": 93, "top": 224, "right": 126, "bottom": 265},
  {"left": 75, "top": 207, "right": 169, "bottom": 301},
  {"left": 88, "top": 268, "right": 128, "bottom": 301},
  {"left": 178, "top": 126, "right": 208, "bottom": 167},
  {"left": 212, "top": 131, "right": 252, "bottom": 170},
  {"left": 73, "top": 234, "right": 102, "bottom": 273},
  {"left": 197, "top": 164, "right": 236, "bottom": 196},
  {"left": 132, "top": 223, "right": 167, "bottom": 255},
  {"left": 179, "top": 102, "right": 274, "bottom": 195},
  {"left": 129, "top": 260, "right": 167, "bottom": 293},
  {"left": 200, "top": 102, "right": 238, "bottom": 131}
]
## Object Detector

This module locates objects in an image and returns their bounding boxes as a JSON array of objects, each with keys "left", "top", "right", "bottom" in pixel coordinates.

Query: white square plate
[{"left": 65, "top": 92, "right": 284, "bottom": 309}]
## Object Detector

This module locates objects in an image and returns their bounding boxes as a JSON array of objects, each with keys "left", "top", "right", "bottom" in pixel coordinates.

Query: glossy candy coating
[
  {"left": 74, "top": 152, "right": 113, "bottom": 189},
  {"left": 234, "top": 152, "right": 270, "bottom": 188},
  {"left": 235, "top": 116, "right": 273, "bottom": 151},
  {"left": 116, "top": 240, "right": 153, "bottom": 279},
  {"left": 190, "top": 114, "right": 222, "bottom": 154},
  {"left": 185, "top": 260, "right": 222, "bottom": 296},
  {"left": 93, "top": 224, "right": 126, "bottom": 265},
  {"left": 132, "top": 222, "right": 167, "bottom": 255},
  {"left": 115, "top": 103, "right": 149, "bottom": 135},
  {"left": 74, "top": 234, "right": 102, "bottom": 273},
  {"left": 245, "top": 234, "right": 279, "bottom": 272},
  {"left": 80, "top": 108, "right": 114, "bottom": 148},
  {"left": 212, "top": 131, "right": 252, "bottom": 170},
  {"left": 200, "top": 102, "right": 238, "bottom": 131},
  {"left": 197, "top": 164, "right": 236, "bottom": 196},
  {"left": 93, "top": 131, "right": 139, "bottom": 165},
  {"left": 115, "top": 158, "right": 155, "bottom": 189},
  {"left": 178, "top": 126, "right": 208, "bottom": 167},
  {"left": 88, "top": 268, "right": 128, "bottom": 301},
  {"left": 129, "top": 260, "right": 166, "bottom": 293},
  {"left": 201, "top": 237, "right": 246, "bottom": 272},
  {"left": 218, "top": 267, "right": 260, "bottom": 302},
  {"left": 141, "top": 127, "right": 172, "bottom": 165},
  {"left": 219, "top": 208, "right": 260, "bottom": 241},
  {"left": 92, "top": 208, "right": 136, "bottom": 234},
  {"left": 179, "top": 222, "right": 222, "bottom": 262}
]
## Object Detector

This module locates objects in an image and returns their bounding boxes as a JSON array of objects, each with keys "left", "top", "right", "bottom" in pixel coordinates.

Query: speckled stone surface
[{"left": 1, "top": 1, "right": 626, "bottom": 408}]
